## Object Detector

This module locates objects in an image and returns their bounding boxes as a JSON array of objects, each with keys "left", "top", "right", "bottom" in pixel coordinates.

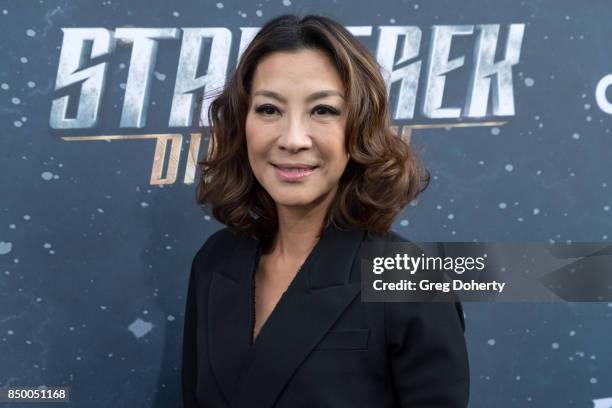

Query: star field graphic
[{"left": 1, "top": 0, "right": 611, "bottom": 406}]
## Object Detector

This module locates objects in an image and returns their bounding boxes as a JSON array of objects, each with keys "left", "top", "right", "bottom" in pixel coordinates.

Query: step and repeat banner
[{"left": 1, "top": 0, "right": 611, "bottom": 407}]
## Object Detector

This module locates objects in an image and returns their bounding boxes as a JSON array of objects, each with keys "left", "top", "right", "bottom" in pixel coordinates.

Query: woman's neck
[
  {"left": 272, "top": 206, "right": 324, "bottom": 262},
  {"left": 270, "top": 191, "right": 334, "bottom": 262}
]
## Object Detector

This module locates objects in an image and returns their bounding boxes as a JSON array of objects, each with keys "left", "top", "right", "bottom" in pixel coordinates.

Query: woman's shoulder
[
  {"left": 363, "top": 228, "right": 411, "bottom": 243},
  {"left": 188, "top": 227, "right": 244, "bottom": 287},
  {"left": 385, "top": 229, "right": 411, "bottom": 243},
  {"left": 359, "top": 228, "right": 422, "bottom": 266},
  {"left": 361, "top": 229, "right": 466, "bottom": 332},
  {"left": 192, "top": 226, "right": 242, "bottom": 264}
]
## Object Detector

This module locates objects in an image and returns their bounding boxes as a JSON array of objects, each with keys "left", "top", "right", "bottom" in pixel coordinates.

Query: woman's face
[{"left": 245, "top": 48, "right": 349, "bottom": 211}]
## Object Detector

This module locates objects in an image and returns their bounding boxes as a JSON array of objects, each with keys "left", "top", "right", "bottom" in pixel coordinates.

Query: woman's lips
[{"left": 272, "top": 164, "right": 318, "bottom": 182}]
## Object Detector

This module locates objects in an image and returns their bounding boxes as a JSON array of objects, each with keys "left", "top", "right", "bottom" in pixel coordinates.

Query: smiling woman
[
  {"left": 183, "top": 12, "right": 469, "bottom": 408},
  {"left": 245, "top": 48, "right": 349, "bottom": 221}
]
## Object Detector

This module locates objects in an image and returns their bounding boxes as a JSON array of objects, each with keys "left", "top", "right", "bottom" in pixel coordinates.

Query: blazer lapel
[
  {"left": 208, "top": 232, "right": 260, "bottom": 404},
  {"left": 229, "top": 224, "right": 366, "bottom": 408}
]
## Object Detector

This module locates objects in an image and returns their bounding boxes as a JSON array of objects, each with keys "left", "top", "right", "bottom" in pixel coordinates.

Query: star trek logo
[{"left": 50, "top": 24, "right": 525, "bottom": 185}]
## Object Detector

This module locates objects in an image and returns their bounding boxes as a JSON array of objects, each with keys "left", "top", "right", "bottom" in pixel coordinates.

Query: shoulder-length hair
[{"left": 196, "top": 13, "right": 429, "bottom": 245}]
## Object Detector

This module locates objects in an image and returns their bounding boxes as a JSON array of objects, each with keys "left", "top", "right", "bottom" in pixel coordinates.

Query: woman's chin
[
  {"left": 267, "top": 183, "right": 337, "bottom": 210},
  {"left": 269, "top": 190, "right": 322, "bottom": 209},
  {"left": 273, "top": 197, "right": 316, "bottom": 208}
]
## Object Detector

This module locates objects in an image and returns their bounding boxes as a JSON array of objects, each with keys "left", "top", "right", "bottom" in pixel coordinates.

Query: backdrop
[{"left": 1, "top": 0, "right": 611, "bottom": 407}]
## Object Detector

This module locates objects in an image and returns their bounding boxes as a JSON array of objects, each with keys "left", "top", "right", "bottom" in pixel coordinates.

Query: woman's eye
[
  {"left": 255, "top": 105, "right": 278, "bottom": 116},
  {"left": 312, "top": 105, "right": 340, "bottom": 116},
  {"left": 254, "top": 104, "right": 340, "bottom": 117}
]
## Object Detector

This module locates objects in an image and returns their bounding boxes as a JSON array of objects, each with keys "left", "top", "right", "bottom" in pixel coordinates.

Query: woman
[{"left": 182, "top": 13, "right": 469, "bottom": 408}]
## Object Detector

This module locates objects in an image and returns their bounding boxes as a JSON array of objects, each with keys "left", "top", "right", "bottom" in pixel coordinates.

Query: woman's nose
[{"left": 277, "top": 116, "right": 313, "bottom": 152}]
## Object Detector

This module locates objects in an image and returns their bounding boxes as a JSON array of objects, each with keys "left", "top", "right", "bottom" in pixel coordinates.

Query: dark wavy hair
[{"left": 195, "top": 13, "right": 430, "bottom": 246}]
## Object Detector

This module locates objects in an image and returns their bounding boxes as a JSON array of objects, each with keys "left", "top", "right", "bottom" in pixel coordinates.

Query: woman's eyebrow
[{"left": 253, "top": 89, "right": 345, "bottom": 103}]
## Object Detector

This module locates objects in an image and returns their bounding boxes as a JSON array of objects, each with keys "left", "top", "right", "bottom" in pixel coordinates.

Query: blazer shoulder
[
  {"left": 385, "top": 229, "right": 411, "bottom": 243},
  {"left": 364, "top": 228, "right": 415, "bottom": 246},
  {"left": 364, "top": 229, "right": 467, "bottom": 333},
  {"left": 192, "top": 226, "right": 241, "bottom": 268}
]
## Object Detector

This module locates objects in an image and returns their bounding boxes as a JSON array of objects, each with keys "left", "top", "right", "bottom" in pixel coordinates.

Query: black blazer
[{"left": 182, "top": 223, "right": 470, "bottom": 407}]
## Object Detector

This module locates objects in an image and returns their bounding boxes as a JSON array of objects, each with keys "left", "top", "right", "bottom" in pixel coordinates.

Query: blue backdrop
[{"left": 1, "top": 0, "right": 611, "bottom": 406}]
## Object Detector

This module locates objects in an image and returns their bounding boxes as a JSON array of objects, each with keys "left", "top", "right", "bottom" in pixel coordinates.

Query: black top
[{"left": 182, "top": 223, "right": 470, "bottom": 407}]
